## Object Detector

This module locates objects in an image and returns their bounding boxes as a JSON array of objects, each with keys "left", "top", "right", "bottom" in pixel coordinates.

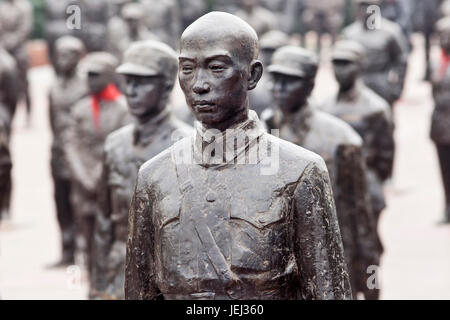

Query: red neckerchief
[
  {"left": 439, "top": 50, "right": 450, "bottom": 80},
  {"left": 90, "top": 83, "right": 122, "bottom": 130}
]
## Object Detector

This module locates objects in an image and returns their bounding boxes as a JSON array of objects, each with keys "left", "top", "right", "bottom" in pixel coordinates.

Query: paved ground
[{"left": 0, "top": 34, "right": 449, "bottom": 300}]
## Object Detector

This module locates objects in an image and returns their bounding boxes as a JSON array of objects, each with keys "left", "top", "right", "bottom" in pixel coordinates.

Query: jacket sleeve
[
  {"left": 366, "top": 112, "right": 395, "bottom": 182},
  {"left": 89, "top": 149, "right": 114, "bottom": 299},
  {"left": 64, "top": 106, "right": 97, "bottom": 192},
  {"left": 293, "top": 161, "right": 353, "bottom": 300},
  {"left": 335, "top": 144, "right": 380, "bottom": 276},
  {"left": 125, "top": 169, "right": 160, "bottom": 300}
]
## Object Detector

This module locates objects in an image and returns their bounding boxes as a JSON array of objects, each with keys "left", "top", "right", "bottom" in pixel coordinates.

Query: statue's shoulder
[
  {"left": 104, "top": 124, "right": 134, "bottom": 154},
  {"left": 264, "top": 131, "right": 329, "bottom": 178},
  {"left": 311, "top": 110, "right": 363, "bottom": 147},
  {"left": 361, "top": 85, "right": 391, "bottom": 118},
  {"left": 138, "top": 136, "right": 190, "bottom": 187}
]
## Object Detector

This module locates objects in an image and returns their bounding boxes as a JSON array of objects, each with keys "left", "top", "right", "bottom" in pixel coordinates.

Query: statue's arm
[
  {"left": 63, "top": 108, "right": 96, "bottom": 192},
  {"left": 293, "top": 162, "right": 352, "bottom": 300},
  {"left": 89, "top": 150, "right": 114, "bottom": 299},
  {"left": 335, "top": 144, "right": 379, "bottom": 266},
  {"left": 369, "top": 112, "right": 395, "bottom": 182},
  {"left": 125, "top": 171, "right": 159, "bottom": 300}
]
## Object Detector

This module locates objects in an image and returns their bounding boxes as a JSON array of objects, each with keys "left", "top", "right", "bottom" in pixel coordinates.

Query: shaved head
[{"left": 180, "top": 11, "right": 259, "bottom": 65}]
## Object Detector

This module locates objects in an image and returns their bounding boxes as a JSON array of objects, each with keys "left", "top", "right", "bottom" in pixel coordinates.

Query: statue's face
[
  {"left": 124, "top": 74, "right": 166, "bottom": 120},
  {"left": 56, "top": 49, "right": 80, "bottom": 74},
  {"left": 87, "top": 71, "right": 110, "bottom": 94},
  {"left": 271, "top": 72, "right": 312, "bottom": 114},
  {"left": 126, "top": 18, "right": 139, "bottom": 33},
  {"left": 333, "top": 59, "right": 359, "bottom": 91},
  {"left": 179, "top": 37, "right": 249, "bottom": 127}
]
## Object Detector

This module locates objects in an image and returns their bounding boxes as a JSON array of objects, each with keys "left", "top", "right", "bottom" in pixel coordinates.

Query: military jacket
[
  {"left": 90, "top": 111, "right": 192, "bottom": 299},
  {"left": 342, "top": 19, "right": 408, "bottom": 105},
  {"left": 65, "top": 95, "right": 130, "bottom": 217},
  {"left": 49, "top": 73, "right": 88, "bottom": 179},
  {"left": 125, "top": 111, "right": 351, "bottom": 300}
]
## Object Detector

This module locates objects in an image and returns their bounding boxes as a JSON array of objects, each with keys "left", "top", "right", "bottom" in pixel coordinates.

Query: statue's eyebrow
[
  {"left": 179, "top": 56, "right": 196, "bottom": 63},
  {"left": 204, "top": 54, "right": 233, "bottom": 64}
]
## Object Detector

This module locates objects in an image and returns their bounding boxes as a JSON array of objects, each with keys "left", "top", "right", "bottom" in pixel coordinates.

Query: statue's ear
[{"left": 248, "top": 60, "right": 263, "bottom": 91}]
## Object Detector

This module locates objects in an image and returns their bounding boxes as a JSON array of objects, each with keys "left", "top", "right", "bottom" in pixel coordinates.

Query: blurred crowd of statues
[{"left": 0, "top": 0, "right": 450, "bottom": 300}]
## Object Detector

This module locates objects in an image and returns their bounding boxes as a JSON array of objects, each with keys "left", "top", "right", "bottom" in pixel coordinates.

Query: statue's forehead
[{"left": 179, "top": 37, "right": 239, "bottom": 60}]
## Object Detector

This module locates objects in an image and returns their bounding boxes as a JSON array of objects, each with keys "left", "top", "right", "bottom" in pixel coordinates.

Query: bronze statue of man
[
  {"left": 65, "top": 52, "right": 130, "bottom": 276},
  {"left": 321, "top": 39, "right": 395, "bottom": 298},
  {"left": 431, "top": 17, "right": 450, "bottom": 223},
  {"left": 48, "top": 36, "right": 88, "bottom": 267},
  {"left": 263, "top": 45, "right": 378, "bottom": 299},
  {"left": 125, "top": 12, "right": 351, "bottom": 300},
  {"left": 341, "top": 0, "right": 408, "bottom": 108},
  {"left": 89, "top": 40, "right": 192, "bottom": 300}
]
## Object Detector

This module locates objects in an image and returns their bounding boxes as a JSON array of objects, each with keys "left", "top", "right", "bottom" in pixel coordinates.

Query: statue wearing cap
[
  {"left": 0, "top": 0, "right": 33, "bottom": 123},
  {"left": 106, "top": 2, "right": 159, "bottom": 61},
  {"left": 0, "top": 45, "right": 18, "bottom": 220},
  {"left": 126, "top": 12, "right": 351, "bottom": 300},
  {"left": 89, "top": 40, "right": 192, "bottom": 300},
  {"left": 249, "top": 30, "right": 290, "bottom": 116},
  {"left": 64, "top": 51, "right": 131, "bottom": 277},
  {"left": 47, "top": 36, "right": 88, "bottom": 267},
  {"left": 430, "top": 17, "right": 450, "bottom": 223},
  {"left": 321, "top": 39, "right": 395, "bottom": 299},
  {"left": 263, "top": 45, "right": 375, "bottom": 300},
  {"left": 341, "top": 0, "right": 408, "bottom": 108}
]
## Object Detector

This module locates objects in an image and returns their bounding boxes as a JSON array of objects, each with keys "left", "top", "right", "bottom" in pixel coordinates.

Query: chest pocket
[{"left": 229, "top": 189, "right": 290, "bottom": 273}]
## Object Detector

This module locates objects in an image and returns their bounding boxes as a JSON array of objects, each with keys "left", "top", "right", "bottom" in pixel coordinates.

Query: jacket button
[{"left": 206, "top": 191, "right": 217, "bottom": 202}]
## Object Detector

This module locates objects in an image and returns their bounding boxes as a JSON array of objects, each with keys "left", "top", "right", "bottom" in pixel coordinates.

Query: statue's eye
[
  {"left": 210, "top": 64, "right": 225, "bottom": 72},
  {"left": 181, "top": 65, "right": 193, "bottom": 74}
]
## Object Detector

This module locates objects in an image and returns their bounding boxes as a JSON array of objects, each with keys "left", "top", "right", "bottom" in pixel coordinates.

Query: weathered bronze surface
[
  {"left": 89, "top": 40, "right": 192, "bottom": 300},
  {"left": 48, "top": 36, "right": 88, "bottom": 266},
  {"left": 431, "top": 17, "right": 450, "bottom": 222},
  {"left": 65, "top": 52, "right": 130, "bottom": 275},
  {"left": 125, "top": 12, "right": 351, "bottom": 300},
  {"left": 264, "top": 45, "right": 377, "bottom": 299}
]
